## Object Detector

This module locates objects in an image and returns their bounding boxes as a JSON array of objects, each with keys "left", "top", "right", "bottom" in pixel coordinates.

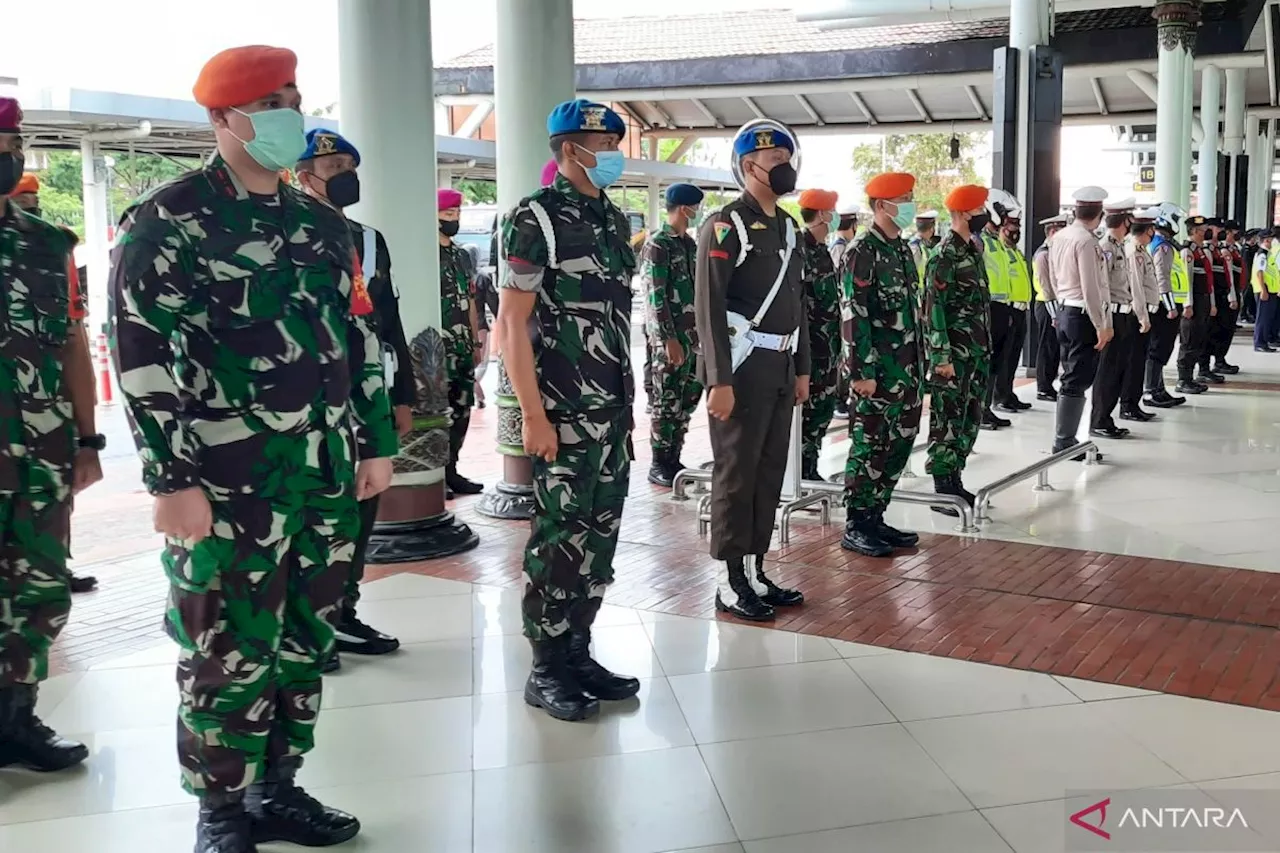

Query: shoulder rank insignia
[
  {"left": 349, "top": 249, "right": 373, "bottom": 316},
  {"left": 714, "top": 222, "right": 732, "bottom": 244}
]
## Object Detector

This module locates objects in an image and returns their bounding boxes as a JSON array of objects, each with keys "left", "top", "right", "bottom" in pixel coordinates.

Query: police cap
[{"left": 1072, "top": 186, "right": 1109, "bottom": 204}]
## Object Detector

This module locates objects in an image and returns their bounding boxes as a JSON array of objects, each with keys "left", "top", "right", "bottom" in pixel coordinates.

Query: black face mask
[
  {"left": 321, "top": 170, "right": 360, "bottom": 209},
  {"left": 28, "top": 206, "right": 41, "bottom": 219},
  {"left": 439, "top": 219, "right": 460, "bottom": 238},
  {"left": 1006, "top": 229, "right": 1021, "bottom": 244},
  {"left": 968, "top": 213, "right": 991, "bottom": 233},
  {"left": 0, "top": 152, "right": 24, "bottom": 197},
  {"left": 753, "top": 161, "right": 797, "bottom": 196}
]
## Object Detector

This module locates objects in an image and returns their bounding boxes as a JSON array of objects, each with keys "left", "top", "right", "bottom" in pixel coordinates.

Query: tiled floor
[{"left": 10, "top": 335, "right": 1280, "bottom": 850}]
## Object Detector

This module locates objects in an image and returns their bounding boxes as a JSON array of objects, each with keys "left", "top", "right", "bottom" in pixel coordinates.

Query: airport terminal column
[
  {"left": 477, "top": 0, "right": 575, "bottom": 521},
  {"left": 1224, "top": 68, "right": 1247, "bottom": 220},
  {"left": 1246, "top": 114, "right": 1263, "bottom": 228},
  {"left": 337, "top": 0, "right": 478, "bottom": 559},
  {"left": 1153, "top": 2, "right": 1196, "bottom": 207},
  {"left": 1197, "top": 65, "right": 1220, "bottom": 215}
]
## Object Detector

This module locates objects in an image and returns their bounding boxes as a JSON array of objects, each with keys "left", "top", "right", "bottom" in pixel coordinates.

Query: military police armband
[{"left": 349, "top": 249, "right": 374, "bottom": 316}]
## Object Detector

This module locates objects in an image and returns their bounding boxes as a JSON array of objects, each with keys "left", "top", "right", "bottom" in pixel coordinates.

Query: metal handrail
[
  {"left": 972, "top": 441, "right": 1099, "bottom": 520},
  {"left": 671, "top": 467, "right": 712, "bottom": 501},
  {"left": 786, "top": 479, "right": 978, "bottom": 535}
]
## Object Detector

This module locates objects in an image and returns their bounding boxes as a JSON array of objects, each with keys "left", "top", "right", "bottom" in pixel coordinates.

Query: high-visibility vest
[
  {"left": 912, "top": 238, "right": 939, "bottom": 285},
  {"left": 982, "top": 232, "right": 1011, "bottom": 302},
  {"left": 1171, "top": 251, "right": 1190, "bottom": 304},
  {"left": 1006, "top": 247, "right": 1033, "bottom": 303},
  {"left": 1266, "top": 249, "right": 1280, "bottom": 294},
  {"left": 1031, "top": 249, "right": 1050, "bottom": 301}
]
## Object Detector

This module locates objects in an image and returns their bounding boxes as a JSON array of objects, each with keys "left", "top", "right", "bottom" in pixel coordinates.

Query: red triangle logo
[{"left": 1069, "top": 797, "right": 1112, "bottom": 840}]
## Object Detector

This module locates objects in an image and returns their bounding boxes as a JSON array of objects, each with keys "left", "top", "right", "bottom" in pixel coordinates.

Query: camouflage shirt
[
  {"left": 840, "top": 224, "right": 922, "bottom": 386},
  {"left": 641, "top": 222, "right": 697, "bottom": 344},
  {"left": 439, "top": 240, "right": 477, "bottom": 353},
  {"left": 501, "top": 173, "right": 637, "bottom": 412},
  {"left": 801, "top": 228, "right": 841, "bottom": 378},
  {"left": 0, "top": 204, "right": 82, "bottom": 498},
  {"left": 109, "top": 156, "right": 398, "bottom": 500},
  {"left": 923, "top": 230, "right": 992, "bottom": 367}
]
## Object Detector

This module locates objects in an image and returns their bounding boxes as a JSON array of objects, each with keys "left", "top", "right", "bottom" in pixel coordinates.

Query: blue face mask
[
  {"left": 576, "top": 144, "right": 625, "bottom": 189},
  {"left": 233, "top": 107, "right": 307, "bottom": 172}
]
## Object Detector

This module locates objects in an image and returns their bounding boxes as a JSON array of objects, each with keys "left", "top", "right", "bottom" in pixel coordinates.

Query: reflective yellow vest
[
  {"left": 1171, "top": 251, "right": 1190, "bottom": 304},
  {"left": 912, "top": 238, "right": 939, "bottom": 285},
  {"left": 1266, "top": 249, "right": 1280, "bottom": 294},
  {"left": 1031, "top": 249, "right": 1050, "bottom": 301},
  {"left": 1006, "top": 247, "right": 1033, "bottom": 303},
  {"left": 982, "top": 232, "right": 1011, "bottom": 302}
]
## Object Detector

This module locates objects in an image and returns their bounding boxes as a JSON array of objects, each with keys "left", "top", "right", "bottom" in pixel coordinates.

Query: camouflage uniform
[
  {"left": 923, "top": 231, "right": 992, "bottom": 476},
  {"left": 800, "top": 229, "right": 841, "bottom": 475},
  {"left": 840, "top": 225, "right": 924, "bottom": 511},
  {"left": 502, "top": 173, "right": 635, "bottom": 640},
  {"left": 0, "top": 205, "right": 80, "bottom": 688},
  {"left": 110, "top": 156, "right": 398, "bottom": 794},
  {"left": 439, "top": 240, "right": 477, "bottom": 464},
  {"left": 641, "top": 223, "right": 701, "bottom": 461}
]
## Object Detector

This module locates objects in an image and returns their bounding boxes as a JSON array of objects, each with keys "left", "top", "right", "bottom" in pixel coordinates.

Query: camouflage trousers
[
  {"left": 447, "top": 349, "right": 476, "bottom": 464},
  {"left": 164, "top": 488, "right": 359, "bottom": 794},
  {"left": 648, "top": 336, "right": 702, "bottom": 457},
  {"left": 801, "top": 352, "right": 841, "bottom": 469},
  {"left": 523, "top": 407, "right": 632, "bottom": 641},
  {"left": 843, "top": 380, "right": 923, "bottom": 511},
  {"left": 0, "top": 492, "right": 71, "bottom": 687},
  {"left": 926, "top": 358, "right": 989, "bottom": 476}
]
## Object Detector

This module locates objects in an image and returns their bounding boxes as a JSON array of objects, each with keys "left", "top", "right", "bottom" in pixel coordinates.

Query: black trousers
[
  {"left": 1057, "top": 307, "right": 1101, "bottom": 398},
  {"left": 1124, "top": 312, "right": 1152, "bottom": 406},
  {"left": 1091, "top": 310, "right": 1134, "bottom": 428},
  {"left": 345, "top": 496, "right": 382, "bottom": 608},
  {"left": 1206, "top": 288, "right": 1238, "bottom": 363},
  {"left": 995, "top": 306, "right": 1028, "bottom": 404},
  {"left": 1146, "top": 306, "right": 1181, "bottom": 387},
  {"left": 708, "top": 350, "right": 796, "bottom": 561},
  {"left": 1176, "top": 297, "right": 1212, "bottom": 380},
  {"left": 1034, "top": 301, "right": 1061, "bottom": 395},
  {"left": 985, "top": 301, "right": 1014, "bottom": 407}
]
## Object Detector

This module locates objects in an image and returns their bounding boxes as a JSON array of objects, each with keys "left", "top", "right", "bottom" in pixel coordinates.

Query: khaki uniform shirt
[{"left": 1048, "top": 221, "right": 1110, "bottom": 331}]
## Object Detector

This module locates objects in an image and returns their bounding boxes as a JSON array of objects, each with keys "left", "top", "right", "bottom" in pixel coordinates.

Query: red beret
[
  {"left": 10, "top": 173, "right": 38, "bottom": 196},
  {"left": 438, "top": 188, "right": 463, "bottom": 210},
  {"left": 0, "top": 97, "right": 22, "bottom": 133},
  {"left": 865, "top": 172, "right": 915, "bottom": 200},
  {"left": 193, "top": 46, "right": 298, "bottom": 110},
  {"left": 945, "top": 184, "right": 989, "bottom": 213},
  {"left": 797, "top": 189, "right": 838, "bottom": 211}
]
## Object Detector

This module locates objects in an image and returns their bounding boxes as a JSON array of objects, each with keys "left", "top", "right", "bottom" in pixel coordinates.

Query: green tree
[
  {"left": 850, "top": 133, "right": 982, "bottom": 221},
  {"left": 457, "top": 179, "right": 496, "bottom": 204}
]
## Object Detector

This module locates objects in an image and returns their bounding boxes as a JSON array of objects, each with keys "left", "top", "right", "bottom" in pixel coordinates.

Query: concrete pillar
[
  {"left": 1007, "top": 0, "right": 1052, "bottom": 214},
  {"left": 1246, "top": 114, "right": 1263, "bottom": 227},
  {"left": 1266, "top": 119, "right": 1277, "bottom": 225},
  {"left": 1197, "top": 65, "right": 1220, "bottom": 215},
  {"left": 79, "top": 138, "right": 110, "bottom": 334},
  {"left": 1153, "top": 3, "right": 1197, "bottom": 204},
  {"left": 338, "top": 0, "right": 478, "bottom": 559},
  {"left": 478, "top": 0, "right": 575, "bottom": 521},
  {"left": 1179, "top": 56, "right": 1195, "bottom": 211},
  {"left": 1224, "top": 68, "right": 1247, "bottom": 219}
]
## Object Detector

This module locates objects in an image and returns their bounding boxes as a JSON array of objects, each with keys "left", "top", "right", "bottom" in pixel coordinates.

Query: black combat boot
[
  {"left": 647, "top": 451, "right": 677, "bottom": 488},
  {"left": 872, "top": 511, "right": 919, "bottom": 547},
  {"left": 333, "top": 606, "right": 400, "bottom": 656},
  {"left": 1213, "top": 359, "right": 1240, "bottom": 375},
  {"left": 1053, "top": 395, "right": 1103, "bottom": 462},
  {"left": 1196, "top": 368, "right": 1225, "bottom": 385},
  {"left": 715, "top": 557, "right": 775, "bottom": 621},
  {"left": 980, "top": 408, "right": 1011, "bottom": 430},
  {"left": 445, "top": 464, "right": 484, "bottom": 495},
  {"left": 195, "top": 791, "right": 257, "bottom": 853},
  {"left": 0, "top": 684, "right": 88, "bottom": 772},
  {"left": 841, "top": 509, "right": 894, "bottom": 557},
  {"left": 524, "top": 635, "right": 600, "bottom": 721},
  {"left": 248, "top": 756, "right": 360, "bottom": 847},
  {"left": 931, "top": 474, "right": 962, "bottom": 518},
  {"left": 567, "top": 626, "right": 640, "bottom": 700},
  {"left": 751, "top": 555, "right": 804, "bottom": 607},
  {"left": 320, "top": 650, "right": 340, "bottom": 674},
  {"left": 800, "top": 455, "right": 821, "bottom": 484},
  {"left": 68, "top": 572, "right": 98, "bottom": 593}
]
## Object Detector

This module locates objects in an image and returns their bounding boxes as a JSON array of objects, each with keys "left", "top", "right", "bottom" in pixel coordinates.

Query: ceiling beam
[
  {"left": 848, "top": 91, "right": 877, "bottom": 124},
  {"left": 742, "top": 96, "right": 767, "bottom": 119},
  {"left": 689, "top": 97, "right": 723, "bottom": 128},
  {"left": 964, "top": 85, "right": 988, "bottom": 121},
  {"left": 643, "top": 100, "right": 678, "bottom": 129},
  {"left": 906, "top": 88, "right": 933, "bottom": 123},
  {"left": 616, "top": 101, "right": 654, "bottom": 131},
  {"left": 1090, "top": 77, "right": 1109, "bottom": 115},
  {"left": 664, "top": 136, "right": 696, "bottom": 163},
  {"left": 794, "top": 94, "right": 825, "bottom": 126}
]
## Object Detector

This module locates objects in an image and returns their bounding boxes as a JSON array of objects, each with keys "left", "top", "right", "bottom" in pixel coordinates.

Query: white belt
[
  {"left": 1062, "top": 298, "right": 1087, "bottom": 308},
  {"left": 990, "top": 293, "right": 1009, "bottom": 303},
  {"left": 1012, "top": 301, "right": 1029, "bottom": 311},
  {"left": 1110, "top": 303, "right": 1134, "bottom": 314},
  {"left": 747, "top": 329, "right": 797, "bottom": 353}
]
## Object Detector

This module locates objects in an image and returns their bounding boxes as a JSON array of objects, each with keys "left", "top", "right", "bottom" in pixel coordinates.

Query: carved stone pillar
[
  {"left": 476, "top": 359, "right": 535, "bottom": 520},
  {"left": 1152, "top": 1, "right": 1201, "bottom": 210}
]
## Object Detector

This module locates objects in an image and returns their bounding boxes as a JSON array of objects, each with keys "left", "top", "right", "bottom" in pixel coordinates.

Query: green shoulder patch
[{"left": 714, "top": 222, "right": 732, "bottom": 244}]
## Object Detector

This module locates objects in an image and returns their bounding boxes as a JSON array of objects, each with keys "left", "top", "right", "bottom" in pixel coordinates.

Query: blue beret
[
  {"left": 300, "top": 129, "right": 360, "bottom": 166},
  {"left": 546, "top": 99, "right": 626, "bottom": 139},
  {"left": 733, "top": 126, "right": 795, "bottom": 159},
  {"left": 665, "top": 183, "right": 704, "bottom": 206}
]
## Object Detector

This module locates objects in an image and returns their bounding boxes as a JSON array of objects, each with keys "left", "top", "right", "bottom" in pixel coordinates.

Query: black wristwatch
[{"left": 78, "top": 434, "right": 107, "bottom": 451}]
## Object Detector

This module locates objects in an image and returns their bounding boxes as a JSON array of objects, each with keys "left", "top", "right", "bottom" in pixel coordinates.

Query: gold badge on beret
[
  {"left": 315, "top": 134, "right": 338, "bottom": 155},
  {"left": 754, "top": 129, "right": 776, "bottom": 150},
  {"left": 581, "top": 106, "right": 606, "bottom": 131}
]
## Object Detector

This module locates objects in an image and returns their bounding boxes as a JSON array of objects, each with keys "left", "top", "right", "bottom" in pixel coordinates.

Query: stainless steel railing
[{"left": 972, "top": 441, "right": 1099, "bottom": 521}]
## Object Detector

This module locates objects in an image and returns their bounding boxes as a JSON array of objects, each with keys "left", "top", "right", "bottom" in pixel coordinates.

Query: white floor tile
[
  {"left": 658, "top": 846, "right": 745, "bottom": 853},
  {"left": 89, "top": 643, "right": 177, "bottom": 671},
  {"left": 743, "top": 811, "right": 1013, "bottom": 853},
  {"left": 45, "top": 664, "right": 177, "bottom": 735},
  {"left": 1198, "top": 772, "right": 1280, "bottom": 847},
  {"left": 0, "top": 803, "right": 195, "bottom": 850},
  {"left": 353, "top": 594, "right": 473, "bottom": 644},
  {"left": 472, "top": 678, "right": 693, "bottom": 770},
  {"left": 644, "top": 618, "right": 840, "bottom": 676},
  {"left": 847, "top": 652, "right": 1081, "bottom": 721},
  {"left": 1053, "top": 675, "right": 1157, "bottom": 702},
  {"left": 35, "top": 672, "right": 85, "bottom": 718},
  {"left": 471, "top": 587, "right": 640, "bottom": 637},
  {"left": 322, "top": 638, "right": 472, "bottom": 709},
  {"left": 357, "top": 572, "right": 473, "bottom": 601},
  {"left": 701, "top": 724, "right": 971, "bottom": 840},
  {"left": 905, "top": 703, "right": 1185, "bottom": 808},
  {"left": 309, "top": 772, "right": 473, "bottom": 852},
  {"left": 1098, "top": 694, "right": 1280, "bottom": 781},
  {"left": 305, "top": 697, "right": 472, "bottom": 787},
  {"left": 669, "top": 660, "right": 893, "bottom": 743},
  {"left": 826, "top": 639, "right": 902, "bottom": 659},
  {"left": 473, "top": 623, "right": 662, "bottom": 695},
  {"left": 472, "top": 747, "right": 737, "bottom": 853}
]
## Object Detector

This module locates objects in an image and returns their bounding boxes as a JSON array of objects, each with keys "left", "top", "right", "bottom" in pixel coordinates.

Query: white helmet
[
  {"left": 730, "top": 118, "right": 802, "bottom": 191},
  {"left": 1153, "top": 202, "right": 1185, "bottom": 232},
  {"left": 986, "top": 188, "right": 1023, "bottom": 225}
]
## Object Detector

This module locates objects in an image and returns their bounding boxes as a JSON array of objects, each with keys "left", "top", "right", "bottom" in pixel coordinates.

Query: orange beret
[
  {"left": 10, "top": 173, "right": 38, "bottom": 196},
  {"left": 865, "top": 172, "right": 915, "bottom": 200},
  {"left": 797, "top": 189, "right": 838, "bottom": 211},
  {"left": 945, "top": 184, "right": 989, "bottom": 213},
  {"left": 194, "top": 45, "right": 298, "bottom": 110}
]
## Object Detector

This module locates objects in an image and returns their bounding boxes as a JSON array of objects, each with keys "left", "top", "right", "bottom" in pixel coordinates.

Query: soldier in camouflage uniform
[
  {"left": 831, "top": 203, "right": 859, "bottom": 420},
  {"left": 438, "top": 188, "right": 484, "bottom": 496},
  {"left": 924, "top": 185, "right": 993, "bottom": 515},
  {"left": 0, "top": 97, "right": 102, "bottom": 774},
  {"left": 797, "top": 188, "right": 841, "bottom": 481},
  {"left": 497, "top": 99, "right": 641, "bottom": 723},
  {"left": 110, "top": 48, "right": 398, "bottom": 852},
  {"left": 839, "top": 172, "right": 924, "bottom": 558},
  {"left": 643, "top": 182, "right": 704, "bottom": 487}
]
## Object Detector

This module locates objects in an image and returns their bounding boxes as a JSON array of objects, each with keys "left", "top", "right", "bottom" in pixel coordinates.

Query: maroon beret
[{"left": 0, "top": 98, "right": 22, "bottom": 134}]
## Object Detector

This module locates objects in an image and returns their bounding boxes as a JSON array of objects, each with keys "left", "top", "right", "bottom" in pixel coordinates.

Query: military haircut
[
  {"left": 1075, "top": 202, "right": 1104, "bottom": 225},
  {"left": 550, "top": 132, "right": 592, "bottom": 162},
  {"left": 800, "top": 208, "right": 821, "bottom": 224}
]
